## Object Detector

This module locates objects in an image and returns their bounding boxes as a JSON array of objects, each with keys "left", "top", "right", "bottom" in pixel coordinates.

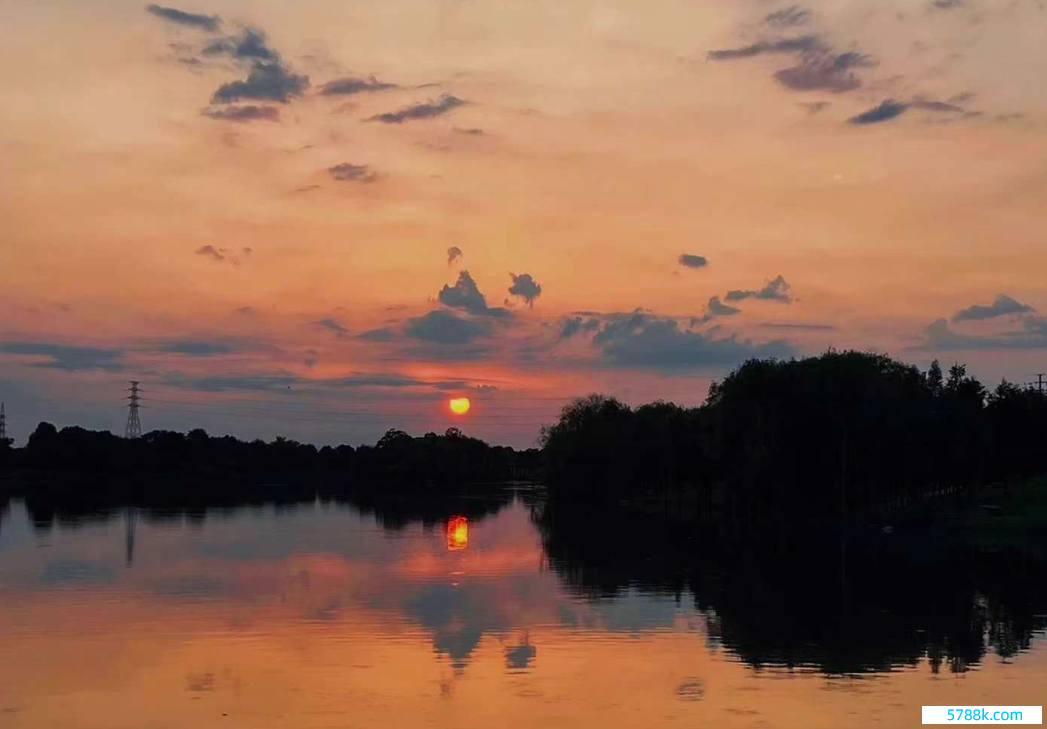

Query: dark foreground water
[{"left": 0, "top": 489, "right": 1045, "bottom": 729}]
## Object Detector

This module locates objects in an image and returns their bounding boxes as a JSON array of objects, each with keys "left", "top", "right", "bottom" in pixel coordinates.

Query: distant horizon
[{"left": 3, "top": 350, "right": 1043, "bottom": 450}]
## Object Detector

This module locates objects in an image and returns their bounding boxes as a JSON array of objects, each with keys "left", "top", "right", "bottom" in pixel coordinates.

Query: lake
[{"left": 1, "top": 489, "right": 1045, "bottom": 728}]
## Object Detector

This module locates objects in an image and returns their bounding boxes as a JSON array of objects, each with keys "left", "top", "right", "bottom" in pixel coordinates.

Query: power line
[{"left": 125, "top": 381, "right": 142, "bottom": 439}]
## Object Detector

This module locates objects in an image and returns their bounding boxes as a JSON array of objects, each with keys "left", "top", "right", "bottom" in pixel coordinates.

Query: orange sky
[{"left": 1, "top": 0, "right": 1046, "bottom": 446}]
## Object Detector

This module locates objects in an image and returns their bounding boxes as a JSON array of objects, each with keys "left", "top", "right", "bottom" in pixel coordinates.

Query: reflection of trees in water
[
  {"left": 532, "top": 501, "right": 1047, "bottom": 675},
  {"left": 326, "top": 487, "right": 514, "bottom": 532},
  {"left": 18, "top": 486, "right": 517, "bottom": 537}
]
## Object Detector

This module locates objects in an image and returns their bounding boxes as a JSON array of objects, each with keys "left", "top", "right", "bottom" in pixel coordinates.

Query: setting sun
[
  {"left": 449, "top": 397, "right": 471, "bottom": 415},
  {"left": 446, "top": 516, "right": 468, "bottom": 551}
]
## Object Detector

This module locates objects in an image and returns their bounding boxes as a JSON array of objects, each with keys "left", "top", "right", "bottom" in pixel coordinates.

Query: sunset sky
[{"left": 1, "top": 0, "right": 1045, "bottom": 446}]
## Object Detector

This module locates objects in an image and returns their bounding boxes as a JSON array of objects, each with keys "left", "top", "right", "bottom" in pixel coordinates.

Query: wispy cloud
[
  {"left": 328, "top": 162, "right": 379, "bottom": 183},
  {"left": 202, "top": 105, "right": 279, "bottom": 122},
  {"left": 775, "top": 50, "right": 875, "bottom": 93},
  {"left": 765, "top": 6, "right": 812, "bottom": 28},
  {"left": 447, "top": 246, "right": 463, "bottom": 266},
  {"left": 202, "top": 26, "right": 278, "bottom": 61},
  {"left": 848, "top": 99, "right": 908, "bottom": 124},
  {"left": 798, "top": 101, "right": 831, "bottom": 114},
  {"left": 709, "top": 32, "right": 875, "bottom": 94},
  {"left": 921, "top": 317, "right": 1047, "bottom": 351},
  {"left": 149, "top": 339, "right": 236, "bottom": 356},
  {"left": 0, "top": 342, "right": 125, "bottom": 372},
  {"left": 367, "top": 95, "right": 466, "bottom": 124},
  {"left": 708, "top": 35, "right": 823, "bottom": 60},
  {"left": 146, "top": 4, "right": 221, "bottom": 32},
  {"left": 678, "top": 253, "right": 708, "bottom": 269},
  {"left": 319, "top": 76, "right": 398, "bottom": 96},
  {"left": 314, "top": 317, "right": 351, "bottom": 337},
  {"left": 194, "top": 245, "right": 252, "bottom": 264}
]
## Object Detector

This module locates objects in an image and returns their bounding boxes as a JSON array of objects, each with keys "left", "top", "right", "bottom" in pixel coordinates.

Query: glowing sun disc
[{"left": 449, "top": 397, "right": 471, "bottom": 415}]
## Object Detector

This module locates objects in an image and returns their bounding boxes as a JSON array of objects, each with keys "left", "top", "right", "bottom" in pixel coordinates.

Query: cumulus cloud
[
  {"left": 590, "top": 311, "right": 793, "bottom": 371},
  {"left": 328, "top": 162, "right": 379, "bottom": 183},
  {"left": 368, "top": 95, "right": 466, "bottom": 124},
  {"left": 724, "top": 275, "right": 793, "bottom": 303},
  {"left": 145, "top": 4, "right": 221, "bottom": 31},
  {"left": 211, "top": 61, "right": 309, "bottom": 104},
  {"left": 953, "top": 294, "right": 1034, "bottom": 322},
  {"left": 0, "top": 342, "right": 126, "bottom": 372},
  {"left": 559, "top": 316, "right": 600, "bottom": 339},
  {"left": 319, "top": 76, "right": 398, "bottom": 96},
  {"left": 848, "top": 100, "right": 908, "bottom": 124},
  {"left": 438, "top": 271, "right": 510, "bottom": 318},
  {"left": 508, "top": 273, "right": 542, "bottom": 306},
  {"left": 447, "top": 246, "right": 463, "bottom": 266},
  {"left": 404, "top": 309, "right": 491, "bottom": 344},
  {"left": 691, "top": 296, "right": 741, "bottom": 325},
  {"left": 765, "top": 5, "right": 812, "bottom": 28},
  {"left": 708, "top": 295, "right": 741, "bottom": 317},
  {"left": 202, "top": 104, "right": 279, "bottom": 122},
  {"left": 678, "top": 253, "right": 708, "bottom": 269}
]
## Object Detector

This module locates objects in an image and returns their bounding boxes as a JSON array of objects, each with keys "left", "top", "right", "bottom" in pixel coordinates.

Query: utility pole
[
  {"left": 1034, "top": 374, "right": 1046, "bottom": 395},
  {"left": 0, "top": 401, "right": 7, "bottom": 442},
  {"left": 124, "top": 382, "right": 142, "bottom": 439}
]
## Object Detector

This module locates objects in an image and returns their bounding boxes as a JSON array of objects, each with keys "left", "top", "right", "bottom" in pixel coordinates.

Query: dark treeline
[
  {"left": 3, "top": 350, "right": 1047, "bottom": 525},
  {"left": 0, "top": 423, "right": 542, "bottom": 500},
  {"left": 532, "top": 498, "right": 1047, "bottom": 675},
  {"left": 541, "top": 350, "right": 1047, "bottom": 521}
]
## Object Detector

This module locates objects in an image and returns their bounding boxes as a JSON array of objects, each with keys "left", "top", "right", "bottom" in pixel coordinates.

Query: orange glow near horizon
[
  {"left": 449, "top": 397, "right": 471, "bottom": 415},
  {"left": 446, "top": 516, "right": 469, "bottom": 551}
]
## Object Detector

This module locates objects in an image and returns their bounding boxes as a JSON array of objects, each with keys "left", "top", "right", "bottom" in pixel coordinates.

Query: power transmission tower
[
  {"left": 124, "top": 381, "right": 143, "bottom": 439},
  {"left": 0, "top": 401, "right": 7, "bottom": 442}
]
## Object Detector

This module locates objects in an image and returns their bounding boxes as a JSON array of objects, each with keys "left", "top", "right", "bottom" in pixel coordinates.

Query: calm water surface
[{"left": 0, "top": 491, "right": 1044, "bottom": 729}]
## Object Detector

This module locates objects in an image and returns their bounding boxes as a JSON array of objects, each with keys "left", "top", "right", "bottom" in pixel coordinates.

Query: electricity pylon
[{"left": 124, "top": 382, "right": 142, "bottom": 439}]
